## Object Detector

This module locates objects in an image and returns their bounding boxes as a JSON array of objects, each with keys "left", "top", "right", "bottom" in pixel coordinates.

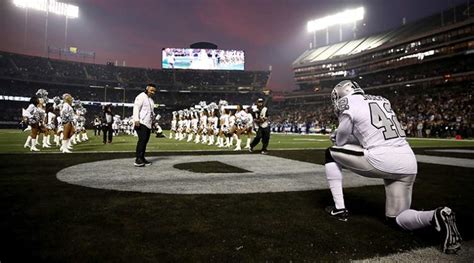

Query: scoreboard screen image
[{"left": 162, "top": 48, "right": 244, "bottom": 70}]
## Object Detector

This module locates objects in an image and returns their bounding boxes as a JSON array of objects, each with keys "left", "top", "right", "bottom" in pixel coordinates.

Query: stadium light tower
[
  {"left": 307, "top": 7, "right": 364, "bottom": 47},
  {"left": 13, "top": 0, "right": 79, "bottom": 54}
]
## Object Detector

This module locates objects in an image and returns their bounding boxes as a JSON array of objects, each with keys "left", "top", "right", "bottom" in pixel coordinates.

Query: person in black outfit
[
  {"left": 249, "top": 98, "right": 270, "bottom": 154},
  {"left": 102, "top": 105, "right": 113, "bottom": 144},
  {"left": 133, "top": 84, "right": 157, "bottom": 167}
]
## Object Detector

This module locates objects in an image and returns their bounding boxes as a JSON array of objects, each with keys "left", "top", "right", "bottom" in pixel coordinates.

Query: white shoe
[
  {"left": 234, "top": 147, "right": 241, "bottom": 151},
  {"left": 31, "top": 146, "right": 40, "bottom": 152},
  {"left": 62, "top": 148, "right": 72, "bottom": 153}
]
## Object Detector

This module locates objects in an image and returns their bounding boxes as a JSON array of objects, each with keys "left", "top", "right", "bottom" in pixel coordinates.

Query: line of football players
[
  {"left": 169, "top": 100, "right": 254, "bottom": 151},
  {"left": 22, "top": 89, "right": 89, "bottom": 153}
]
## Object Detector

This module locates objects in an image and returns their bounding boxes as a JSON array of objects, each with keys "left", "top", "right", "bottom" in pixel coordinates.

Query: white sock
[
  {"left": 24, "top": 136, "right": 32, "bottom": 147},
  {"left": 31, "top": 139, "right": 38, "bottom": 150},
  {"left": 396, "top": 209, "right": 435, "bottom": 230},
  {"left": 236, "top": 139, "right": 241, "bottom": 148},
  {"left": 325, "top": 162, "right": 345, "bottom": 209},
  {"left": 246, "top": 138, "right": 251, "bottom": 147},
  {"left": 61, "top": 139, "right": 69, "bottom": 151}
]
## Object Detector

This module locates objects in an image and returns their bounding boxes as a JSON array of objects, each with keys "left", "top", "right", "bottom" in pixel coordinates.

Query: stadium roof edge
[
  {"left": 294, "top": 3, "right": 473, "bottom": 67},
  {"left": 293, "top": 17, "right": 473, "bottom": 68}
]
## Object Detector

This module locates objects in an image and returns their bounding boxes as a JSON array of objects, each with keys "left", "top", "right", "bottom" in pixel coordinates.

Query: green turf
[
  {"left": 0, "top": 129, "right": 473, "bottom": 261},
  {"left": 1, "top": 129, "right": 473, "bottom": 153}
]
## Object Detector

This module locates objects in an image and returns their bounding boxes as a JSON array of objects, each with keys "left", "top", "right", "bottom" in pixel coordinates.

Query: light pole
[
  {"left": 114, "top": 87, "right": 126, "bottom": 117},
  {"left": 23, "top": 7, "right": 28, "bottom": 50},
  {"left": 64, "top": 16, "right": 68, "bottom": 49},
  {"left": 44, "top": 0, "right": 49, "bottom": 56}
]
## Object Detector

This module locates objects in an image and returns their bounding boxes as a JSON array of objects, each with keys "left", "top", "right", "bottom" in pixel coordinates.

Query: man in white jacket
[{"left": 133, "top": 84, "right": 156, "bottom": 167}]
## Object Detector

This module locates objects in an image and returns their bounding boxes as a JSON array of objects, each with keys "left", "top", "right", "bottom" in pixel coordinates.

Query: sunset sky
[{"left": 0, "top": 0, "right": 465, "bottom": 91}]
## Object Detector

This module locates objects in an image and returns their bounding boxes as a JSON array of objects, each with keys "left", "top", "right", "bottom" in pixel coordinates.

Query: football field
[
  {"left": 1, "top": 129, "right": 474, "bottom": 153},
  {"left": 0, "top": 129, "right": 473, "bottom": 261}
]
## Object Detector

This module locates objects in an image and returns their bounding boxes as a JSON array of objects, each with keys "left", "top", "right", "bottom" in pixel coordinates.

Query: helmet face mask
[{"left": 331, "top": 80, "right": 364, "bottom": 115}]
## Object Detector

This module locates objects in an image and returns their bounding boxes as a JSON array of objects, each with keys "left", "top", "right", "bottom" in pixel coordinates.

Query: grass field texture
[
  {"left": 1, "top": 129, "right": 474, "bottom": 153},
  {"left": 0, "top": 129, "right": 473, "bottom": 261}
]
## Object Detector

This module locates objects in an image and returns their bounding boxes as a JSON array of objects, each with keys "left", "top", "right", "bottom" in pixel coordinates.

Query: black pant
[
  {"left": 135, "top": 124, "right": 151, "bottom": 161},
  {"left": 94, "top": 125, "right": 101, "bottom": 136},
  {"left": 250, "top": 126, "right": 270, "bottom": 151},
  {"left": 102, "top": 124, "right": 113, "bottom": 143}
]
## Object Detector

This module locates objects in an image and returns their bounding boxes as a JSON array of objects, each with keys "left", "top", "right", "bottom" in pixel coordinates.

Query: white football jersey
[{"left": 338, "top": 94, "right": 416, "bottom": 174}]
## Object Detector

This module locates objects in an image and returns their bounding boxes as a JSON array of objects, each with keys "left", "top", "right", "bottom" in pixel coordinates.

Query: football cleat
[
  {"left": 325, "top": 206, "right": 349, "bottom": 222},
  {"left": 143, "top": 159, "right": 152, "bottom": 166},
  {"left": 134, "top": 159, "right": 145, "bottom": 167},
  {"left": 432, "top": 207, "right": 462, "bottom": 254}
]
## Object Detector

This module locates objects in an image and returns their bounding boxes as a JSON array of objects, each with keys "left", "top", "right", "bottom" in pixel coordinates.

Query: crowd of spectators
[
  {"left": 0, "top": 51, "right": 270, "bottom": 92},
  {"left": 270, "top": 84, "right": 472, "bottom": 138}
]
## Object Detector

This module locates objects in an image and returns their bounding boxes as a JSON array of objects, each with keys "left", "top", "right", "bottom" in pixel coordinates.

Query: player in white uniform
[
  {"left": 189, "top": 112, "right": 199, "bottom": 142},
  {"left": 177, "top": 114, "right": 184, "bottom": 140},
  {"left": 185, "top": 114, "right": 192, "bottom": 142},
  {"left": 196, "top": 110, "right": 208, "bottom": 144},
  {"left": 112, "top": 115, "right": 121, "bottom": 136},
  {"left": 324, "top": 80, "right": 462, "bottom": 254},
  {"left": 170, "top": 111, "right": 177, "bottom": 139}
]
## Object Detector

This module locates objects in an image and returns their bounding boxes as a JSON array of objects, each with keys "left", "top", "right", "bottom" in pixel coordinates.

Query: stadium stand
[
  {"left": 275, "top": 3, "right": 473, "bottom": 138},
  {"left": 0, "top": 52, "right": 270, "bottom": 128},
  {"left": 292, "top": 3, "right": 473, "bottom": 91}
]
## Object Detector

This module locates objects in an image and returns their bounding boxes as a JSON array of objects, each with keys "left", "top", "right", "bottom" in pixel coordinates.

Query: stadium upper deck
[{"left": 293, "top": 3, "right": 474, "bottom": 92}]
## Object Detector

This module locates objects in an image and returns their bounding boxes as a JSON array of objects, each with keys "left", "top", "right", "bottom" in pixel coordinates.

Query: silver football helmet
[{"left": 331, "top": 80, "right": 364, "bottom": 114}]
